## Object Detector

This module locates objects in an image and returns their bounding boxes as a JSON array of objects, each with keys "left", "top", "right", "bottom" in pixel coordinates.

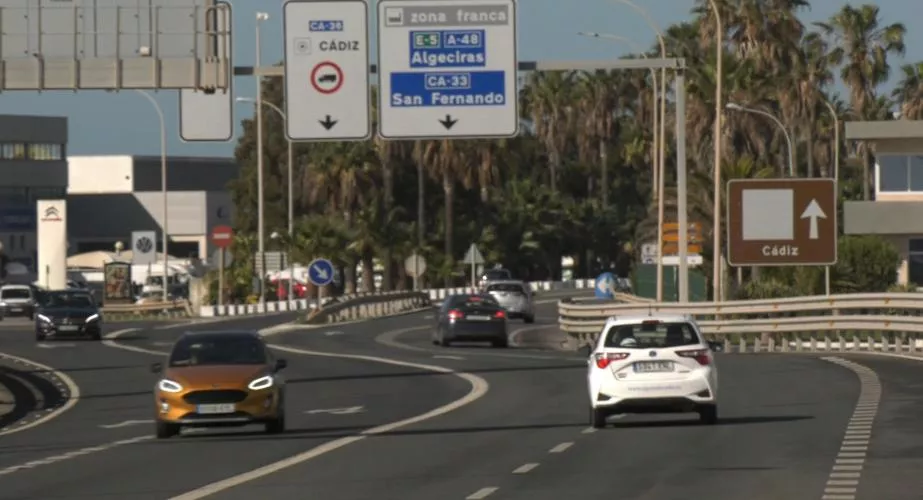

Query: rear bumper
[
  {"left": 445, "top": 321, "right": 507, "bottom": 340},
  {"left": 591, "top": 374, "right": 716, "bottom": 413}
]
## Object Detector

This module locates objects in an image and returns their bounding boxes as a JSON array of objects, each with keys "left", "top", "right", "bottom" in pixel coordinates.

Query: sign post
[
  {"left": 308, "top": 258, "right": 335, "bottom": 311},
  {"left": 211, "top": 225, "right": 234, "bottom": 307},
  {"left": 462, "top": 243, "right": 485, "bottom": 289},
  {"left": 376, "top": 0, "right": 519, "bottom": 139},
  {"left": 726, "top": 179, "right": 837, "bottom": 266},
  {"left": 283, "top": 0, "right": 371, "bottom": 141}
]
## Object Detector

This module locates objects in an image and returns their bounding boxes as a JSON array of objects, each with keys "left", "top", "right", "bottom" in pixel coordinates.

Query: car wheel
[
  {"left": 590, "top": 406, "right": 607, "bottom": 429},
  {"left": 90, "top": 331, "right": 102, "bottom": 341},
  {"left": 492, "top": 336, "right": 509, "bottom": 348},
  {"left": 265, "top": 411, "right": 286, "bottom": 434},
  {"left": 155, "top": 421, "right": 180, "bottom": 439},
  {"left": 35, "top": 331, "right": 46, "bottom": 342},
  {"left": 436, "top": 330, "right": 451, "bottom": 347},
  {"left": 523, "top": 314, "right": 535, "bottom": 324},
  {"left": 698, "top": 404, "right": 718, "bottom": 425}
]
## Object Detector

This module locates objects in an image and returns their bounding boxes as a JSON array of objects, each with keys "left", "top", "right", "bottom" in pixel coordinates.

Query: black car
[
  {"left": 35, "top": 290, "right": 102, "bottom": 341},
  {"left": 433, "top": 294, "right": 508, "bottom": 348}
]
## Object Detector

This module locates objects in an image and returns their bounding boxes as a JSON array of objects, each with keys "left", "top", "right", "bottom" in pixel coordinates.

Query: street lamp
[
  {"left": 610, "top": 0, "right": 668, "bottom": 302},
  {"left": 726, "top": 102, "right": 795, "bottom": 177},
  {"left": 707, "top": 0, "right": 724, "bottom": 302},
  {"left": 133, "top": 89, "right": 169, "bottom": 302},
  {"left": 255, "top": 11, "right": 269, "bottom": 305},
  {"left": 822, "top": 99, "right": 840, "bottom": 296},
  {"left": 236, "top": 96, "right": 294, "bottom": 305}
]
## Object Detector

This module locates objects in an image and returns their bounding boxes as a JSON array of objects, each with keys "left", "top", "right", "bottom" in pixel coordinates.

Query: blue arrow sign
[
  {"left": 595, "top": 272, "right": 616, "bottom": 299},
  {"left": 308, "top": 258, "right": 335, "bottom": 287}
]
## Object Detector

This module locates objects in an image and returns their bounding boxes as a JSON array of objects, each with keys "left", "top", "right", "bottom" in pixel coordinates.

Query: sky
[{"left": 4, "top": 0, "right": 919, "bottom": 158}]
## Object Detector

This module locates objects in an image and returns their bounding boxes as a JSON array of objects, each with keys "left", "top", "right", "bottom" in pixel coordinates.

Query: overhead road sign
[
  {"left": 283, "top": 0, "right": 371, "bottom": 141},
  {"left": 727, "top": 179, "right": 837, "bottom": 266},
  {"left": 376, "top": 0, "right": 519, "bottom": 140},
  {"left": 132, "top": 231, "right": 157, "bottom": 265},
  {"left": 180, "top": 1, "right": 234, "bottom": 142},
  {"left": 308, "top": 258, "right": 335, "bottom": 286}
]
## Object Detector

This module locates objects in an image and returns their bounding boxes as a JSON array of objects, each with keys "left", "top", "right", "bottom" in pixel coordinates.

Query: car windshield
[
  {"left": 169, "top": 336, "right": 267, "bottom": 367},
  {"left": 1, "top": 288, "right": 31, "bottom": 299},
  {"left": 42, "top": 292, "right": 93, "bottom": 308},
  {"left": 603, "top": 321, "right": 701, "bottom": 349},
  {"left": 482, "top": 270, "right": 511, "bottom": 281},
  {"left": 486, "top": 283, "right": 525, "bottom": 294},
  {"left": 447, "top": 294, "right": 500, "bottom": 309}
]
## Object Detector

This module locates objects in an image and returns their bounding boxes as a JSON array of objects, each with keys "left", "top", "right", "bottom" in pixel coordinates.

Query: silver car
[{"left": 485, "top": 280, "right": 535, "bottom": 323}]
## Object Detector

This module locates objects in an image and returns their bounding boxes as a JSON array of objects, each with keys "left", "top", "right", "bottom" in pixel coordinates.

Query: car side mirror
[
  {"left": 150, "top": 362, "right": 162, "bottom": 374},
  {"left": 707, "top": 341, "right": 723, "bottom": 353},
  {"left": 275, "top": 359, "right": 287, "bottom": 371}
]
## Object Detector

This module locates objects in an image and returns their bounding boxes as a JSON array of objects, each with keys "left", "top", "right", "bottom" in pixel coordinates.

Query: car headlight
[
  {"left": 157, "top": 379, "right": 183, "bottom": 393},
  {"left": 0, "top": 301, "right": 6, "bottom": 307},
  {"left": 37, "top": 314, "right": 52, "bottom": 323},
  {"left": 247, "top": 375, "right": 273, "bottom": 390},
  {"left": 85, "top": 314, "right": 99, "bottom": 323}
]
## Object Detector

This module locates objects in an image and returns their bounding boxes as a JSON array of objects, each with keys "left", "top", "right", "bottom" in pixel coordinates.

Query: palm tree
[{"left": 893, "top": 62, "right": 923, "bottom": 119}]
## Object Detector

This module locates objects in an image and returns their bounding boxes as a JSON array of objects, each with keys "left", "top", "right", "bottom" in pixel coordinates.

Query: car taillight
[
  {"left": 677, "top": 349, "right": 711, "bottom": 365},
  {"left": 594, "top": 352, "right": 630, "bottom": 369},
  {"left": 448, "top": 309, "right": 464, "bottom": 320},
  {"left": 494, "top": 310, "right": 506, "bottom": 319}
]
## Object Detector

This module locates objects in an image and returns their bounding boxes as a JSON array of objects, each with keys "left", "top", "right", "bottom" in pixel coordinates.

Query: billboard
[{"left": 36, "top": 199, "right": 67, "bottom": 290}]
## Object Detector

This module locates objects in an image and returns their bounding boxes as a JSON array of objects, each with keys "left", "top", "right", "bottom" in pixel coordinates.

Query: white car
[{"left": 586, "top": 314, "right": 720, "bottom": 428}]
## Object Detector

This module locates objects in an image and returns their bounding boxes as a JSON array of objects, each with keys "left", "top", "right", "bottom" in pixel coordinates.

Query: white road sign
[
  {"left": 283, "top": 0, "right": 371, "bottom": 141},
  {"left": 376, "top": 0, "right": 519, "bottom": 139},
  {"left": 179, "top": 1, "right": 234, "bottom": 142},
  {"left": 132, "top": 231, "right": 157, "bottom": 265}
]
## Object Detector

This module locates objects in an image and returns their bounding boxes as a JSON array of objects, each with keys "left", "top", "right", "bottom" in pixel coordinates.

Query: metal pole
[
  {"left": 287, "top": 138, "right": 294, "bottom": 305},
  {"left": 133, "top": 90, "right": 169, "bottom": 303},
  {"left": 824, "top": 100, "right": 839, "bottom": 296},
  {"left": 218, "top": 248, "right": 224, "bottom": 307},
  {"left": 255, "top": 15, "right": 266, "bottom": 305},
  {"left": 675, "top": 71, "right": 688, "bottom": 303},
  {"left": 710, "top": 1, "right": 723, "bottom": 301}
]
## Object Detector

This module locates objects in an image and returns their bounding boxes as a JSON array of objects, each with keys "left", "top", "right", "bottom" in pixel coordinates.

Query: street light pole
[
  {"left": 134, "top": 89, "right": 169, "bottom": 303},
  {"left": 235, "top": 96, "right": 294, "bottom": 305},
  {"left": 709, "top": 0, "right": 724, "bottom": 302},
  {"left": 255, "top": 12, "right": 269, "bottom": 305},
  {"left": 823, "top": 99, "right": 840, "bottom": 296},
  {"left": 726, "top": 103, "right": 795, "bottom": 177}
]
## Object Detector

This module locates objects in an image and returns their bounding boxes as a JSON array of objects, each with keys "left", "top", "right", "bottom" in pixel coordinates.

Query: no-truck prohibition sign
[{"left": 311, "top": 61, "right": 344, "bottom": 94}]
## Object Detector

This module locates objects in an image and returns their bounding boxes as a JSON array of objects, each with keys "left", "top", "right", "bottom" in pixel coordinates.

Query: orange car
[{"left": 150, "top": 330, "right": 288, "bottom": 439}]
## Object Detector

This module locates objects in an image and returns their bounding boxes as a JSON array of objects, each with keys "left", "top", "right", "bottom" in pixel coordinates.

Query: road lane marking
[
  {"left": 36, "top": 343, "right": 76, "bottom": 349},
  {"left": 305, "top": 406, "right": 364, "bottom": 415},
  {"left": 433, "top": 355, "right": 465, "bottom": 360},
  {"left": 512, "top": 463, "right": 539, "bottom": 474},
  {"left": 0, "top": 350, "right": 81, "bottom": 438},
  {"left": 99, "top": 419, "right": 155, "bottom": 429},
  {"left": 820, "top": 357, "right": 881, "bottom": 500},
  {"left": 0, "top": 434, "right": 153, "bottom": 475},
  {"left": 466, "top": 487, "right": 498, "bottom": 499},
  {"left": 167, "top": 326, "right": 490, "bottom": 500},
  {"left": 102, "top": 327, "right": 166, "bottom": 356},
  {"left": 549, "top": 442, "right": 573, "bottom": 453}
]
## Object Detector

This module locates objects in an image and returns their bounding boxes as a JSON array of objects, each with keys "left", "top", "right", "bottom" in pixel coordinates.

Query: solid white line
[
  {"left": 102, "top": 328, "right": 167, "bottom": 356},
  {"left": 466, "top": 487, "right": 499, "bottom": 499},
  {"left": 512, "top": 463, "right": 539, "bottom": 474},
  {"left": 167, "top": 327, "right": 490, "bottom": 500},
  {"left": 0, "top": 350, "right": 81, "bottom": 438},
  {"left": 581, "top": 427, "right": 597, "bottom": 434},
  {"left": 549, "top": 442, "right": 573, "bottom": 453}
]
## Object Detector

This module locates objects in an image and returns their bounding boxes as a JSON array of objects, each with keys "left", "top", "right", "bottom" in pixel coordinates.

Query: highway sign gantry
[
  {"left": 376, "top": 0, "right": 519, "bottom": 139},
  {"left": 726, "top": 178, "right": 837, "bottom": 266},
  {"left": 283, "top": 0, "right": 371, "bottom": 141},
  {"left": 308, "top": 258, "right": 335, "bottom": 287}
]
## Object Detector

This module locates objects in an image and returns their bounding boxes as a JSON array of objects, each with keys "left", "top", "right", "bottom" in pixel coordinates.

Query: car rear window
[
  {"left": 1, "top": 288, "right": 31, "bottom": 299},
  {"left": 603, "top": 321, "right": 700, "bottom": 349},
  {"left": 42, "top": 292, "right": 94, "bottom": 308},
  {"left": 486, "top": 283, "right": 525, "bottom": 294},
  {"left": 447, "top": 294, "right": 500, "bottom": 309}
]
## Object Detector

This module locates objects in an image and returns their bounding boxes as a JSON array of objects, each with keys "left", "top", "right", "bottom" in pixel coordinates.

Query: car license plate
[
  {"left": 633, "top": 361, "right": 673, "bottom": 373},
  {"left": 467, "top": 315, "right": 491, "bottom": 321},
  {"left": 10, "top": 307, "right": 22, "bottom": 312},
  {"left": 197, "top": 403, "right": 236, "bottom": 414},
  {"left": 58, "top": 325, "right": 80, "bottom": 332}
]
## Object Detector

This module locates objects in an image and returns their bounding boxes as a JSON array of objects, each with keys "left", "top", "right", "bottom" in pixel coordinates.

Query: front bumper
[
  {"left": 156, "top": 388, "right": 282, "bottom": 426},
  {"left": 2, "top": 304, "right": 34, "bottom": 317},
  {"left": 37, "top": 320, "right": 101, "bottom": 338}
]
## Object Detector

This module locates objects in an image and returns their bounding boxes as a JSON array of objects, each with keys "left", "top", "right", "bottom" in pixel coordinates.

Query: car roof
[{"left": 603, "top": 313, "right": 694, "bottom": 326}]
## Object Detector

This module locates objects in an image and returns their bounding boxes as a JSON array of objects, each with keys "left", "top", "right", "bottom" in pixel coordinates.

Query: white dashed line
[
  {"left": 0, "top": 434, "right": 152, "bottom": 475},
  {"left": 512, "top": 463, "right": 539, "bottom": 474},
  {"left": 466, "top": 487, "right": 499, "bottom": 499},
  {"left": 820, "top": 357, "right": 881, "bottom": 500},
  {"left": 581, "top": 427, "right": 597, "bottom": 434},
  {"left": 432, "top": 355, "right": 465, "bottom": 360},
  {"left": 549, "top": 442, "right": 573, "bottom": 453}
]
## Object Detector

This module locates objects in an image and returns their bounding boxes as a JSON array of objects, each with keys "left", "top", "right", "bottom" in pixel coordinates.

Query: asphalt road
[{"left": 0, "top": 295, "right": 919, "bottom": 499}]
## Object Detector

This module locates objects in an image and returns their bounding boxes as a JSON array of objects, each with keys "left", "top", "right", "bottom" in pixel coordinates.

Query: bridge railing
[{"left": 558, "top": 292, "right": 923, "bottom": 354}]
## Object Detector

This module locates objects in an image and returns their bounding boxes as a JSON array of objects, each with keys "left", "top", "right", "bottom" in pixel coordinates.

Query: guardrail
[
  {"left": 303, "top": 291, "right": 431, "bottom": 325},
  {"left": 101, "top": 300, "right": 192, "bottom": 319},
  {"left": 200, "top": 278, "right": 597, "bottom": 317},
  {"left": 558, "top": 292, "right": 923, "bottom": 355}
]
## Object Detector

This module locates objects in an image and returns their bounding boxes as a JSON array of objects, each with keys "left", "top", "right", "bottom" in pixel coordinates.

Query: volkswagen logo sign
[
  {"left": 135, "top": 236, "right": 154, "bottom": 253},
  {"left": 649, "top": 350, "right": 657, "bottom": 357}
]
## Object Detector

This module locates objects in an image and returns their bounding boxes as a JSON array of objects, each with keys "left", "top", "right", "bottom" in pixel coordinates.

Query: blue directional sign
[
  {"left": 376, "top": 0, "right": 518, "bottom": 139},
  {"left": 595, "top": 272, "right": 616, "bottom": 300},
  {"left": 308, "top": 258, "right": 335, "bottom": 287}
]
